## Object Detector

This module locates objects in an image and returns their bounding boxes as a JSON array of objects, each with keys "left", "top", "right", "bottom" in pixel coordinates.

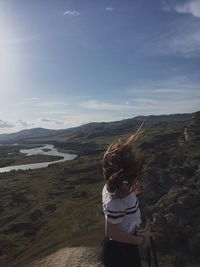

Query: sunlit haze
[{"left": 0, "top": 0, "right": 200, "bottom": 134}]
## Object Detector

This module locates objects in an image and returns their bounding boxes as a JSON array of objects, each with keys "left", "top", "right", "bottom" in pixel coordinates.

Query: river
[{"left": 0, "top": 144, "right": 77, "bottom": 173}]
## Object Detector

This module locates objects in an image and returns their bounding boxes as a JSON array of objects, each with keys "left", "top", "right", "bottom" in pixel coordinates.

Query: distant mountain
[
  {"left": 0, "top": 128, "right": 65, "bottom": 144},
  {"left": 0, "top": 112, "right": 194, "bottom": 144}
]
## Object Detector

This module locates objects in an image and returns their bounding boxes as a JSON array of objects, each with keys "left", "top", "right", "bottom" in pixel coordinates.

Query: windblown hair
[{"left": 102, "top": 123, "right": 144, "bottom": 198}]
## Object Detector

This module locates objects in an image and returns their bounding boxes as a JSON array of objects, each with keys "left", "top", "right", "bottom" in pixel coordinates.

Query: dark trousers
[{"left": 103, "top": 239, "right": 142, "bottom": 267}]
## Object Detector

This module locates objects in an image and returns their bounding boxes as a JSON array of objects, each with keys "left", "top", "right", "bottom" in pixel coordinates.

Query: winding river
[{"left": 0, "top": 144, "right": 77, "bottom": 173}]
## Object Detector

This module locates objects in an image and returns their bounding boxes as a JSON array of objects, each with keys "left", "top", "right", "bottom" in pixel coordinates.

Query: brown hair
[{"left": 102, "top": 124, "right": 144, "bottom": 198}]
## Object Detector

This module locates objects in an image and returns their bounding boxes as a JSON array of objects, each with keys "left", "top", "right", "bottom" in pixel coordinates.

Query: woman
[{"left": 102, "top": 127, "right": 151, "bottom": 267}]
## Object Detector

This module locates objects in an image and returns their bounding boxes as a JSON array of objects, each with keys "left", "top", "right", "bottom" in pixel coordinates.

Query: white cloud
[
  {"left": 127, "top": 76, "right": 200, "bottom": 104},
  {"left": 175, "top": 0, "right": 200, "bottom": 18},
  {"left": 16, "top": 99, "right": 70, "bottom": 110},
  {"left": 0, "top": 120, "right": 13, "bottom": 128},
  {"left": 167, "top": 29, "right": 200, "bottom": 57},
  {"left": 79, "top": 100, "right": 133, "bottom": 111},
  {"left": 62, "top": 112, "right": 128, "bottom": 126},
  {"left": 126, "top": 84, "right": 200, "bottom": 116},
  {"left": 77, "top": 97, "right": 199, "bottom": 122},
  {"left": 1, "top": 79, "right": 199, "bottom": 134},
  {"left": 105, "top": 7, "right": 114, "bottom": 12},
  {"left": 158, "top": 1, "right": 200, "bottom": 57},
  {"left": 0, "top": 119, "right": 34, "bottom": 134},
  {"left": 71, "top": 95, "right": 91, "bottom": 100},
  {"left": 0, "top": 117, "right": 65, "bottom": 134},
  {"left": 0, "top": 92, "right": 199, "bottom": 134},
  {"left": 43, "top": 111, "right": 68, "bottom": 115},
  {"left": 16, "top": 120, "right": 32, "bottom": 127},
  {"left": 16, "top": 97, "right": 39, "bottom": 106},
  {"left": 40, "top": 118, "right": 64, "bottom": 125},
  {"left": 136, "top": 21, "right": 200, "bottom": 58},
  {"left": 64, "top": 10, "right": 80, "bottom": 16}
]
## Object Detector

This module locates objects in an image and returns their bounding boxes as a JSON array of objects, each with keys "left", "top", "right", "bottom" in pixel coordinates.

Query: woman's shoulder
[
  {"left": 121, "top": 191, "right": 139, "bottom": 207},
  {"left": 125, "top": 191, "right": 137, "bottom": 201},
  {"left": 102, "top": 185, "right": 127, "bottom": 211}
]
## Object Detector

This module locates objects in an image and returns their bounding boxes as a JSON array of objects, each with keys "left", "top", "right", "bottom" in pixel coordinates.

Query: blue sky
[{"left": 0, "top": 0, "right": 200, "bottom": 133}]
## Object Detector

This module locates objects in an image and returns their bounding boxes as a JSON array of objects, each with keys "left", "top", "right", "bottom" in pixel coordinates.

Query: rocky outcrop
[
  {"left": 180, "top": 111, "right": 200, "bottom": 144},
  {"left": 146, "top": 183, "right": 200, "bottom": 258},
  {"left": 140, "top": 111, "right": 200, "bottom": 265}
]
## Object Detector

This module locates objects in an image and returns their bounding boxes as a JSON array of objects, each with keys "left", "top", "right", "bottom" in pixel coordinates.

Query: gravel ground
[{"left": 26, "top": 247, "right": 103, "bottom": 267}]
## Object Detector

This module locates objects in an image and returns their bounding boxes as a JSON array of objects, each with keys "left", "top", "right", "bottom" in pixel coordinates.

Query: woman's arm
[{"left": 106, "top": 221, "right": 144, "bottom": 245}]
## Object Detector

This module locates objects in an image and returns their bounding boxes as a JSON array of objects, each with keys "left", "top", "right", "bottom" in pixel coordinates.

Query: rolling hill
[{"left": 0, "top": 112, "right": 193, "bottom": 144}]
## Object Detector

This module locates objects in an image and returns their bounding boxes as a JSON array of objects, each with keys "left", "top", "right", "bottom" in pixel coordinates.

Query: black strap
[
  {"left": 147, "top": 247, "right": 151, "bottom": 267},
  {"left": 150, "top": 236, "right": 158, "bottom": 267},
  {"left": 147, "top": 237, "right": 159, "bottom": 267}
]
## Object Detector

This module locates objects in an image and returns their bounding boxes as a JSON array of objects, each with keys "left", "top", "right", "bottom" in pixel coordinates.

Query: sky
[{"left": 0, "top": 0, "right": 200, "bottom": 134}]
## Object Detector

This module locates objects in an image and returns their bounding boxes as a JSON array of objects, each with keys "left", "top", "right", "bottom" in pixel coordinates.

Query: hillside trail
[{"left": 26, "top": 247, "right": 103, "bottom": 267}]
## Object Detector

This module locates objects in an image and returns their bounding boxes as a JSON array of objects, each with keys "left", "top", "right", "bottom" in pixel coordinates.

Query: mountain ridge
[{"left": 0, "top": 112, "right": 195, "bottom": 144}]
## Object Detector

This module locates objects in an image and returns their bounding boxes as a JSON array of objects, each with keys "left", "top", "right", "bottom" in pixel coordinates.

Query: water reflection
[{"left": 0, "top": 144, "right": 77, "bottom": 173}]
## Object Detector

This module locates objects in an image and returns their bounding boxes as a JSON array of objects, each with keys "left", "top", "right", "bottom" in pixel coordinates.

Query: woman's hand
[
  {"left": 138, "top": 231, "right": 152, "bottom": 247},
  {"left": 132, "top": 179, "right": 142, "bottom": 196}
]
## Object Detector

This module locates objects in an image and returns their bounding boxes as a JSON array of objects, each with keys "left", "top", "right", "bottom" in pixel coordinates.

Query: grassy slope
[
  {"left": 0, "top": 155, "right": 63, "bottom": 168},
  {"left": 0, "top": 153, "right": 105, "bottom": 267}
]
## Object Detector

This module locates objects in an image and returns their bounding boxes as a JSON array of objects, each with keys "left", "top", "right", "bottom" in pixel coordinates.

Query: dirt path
[{"left": 26, "top": 247, "right": 103, "bottom": 267}]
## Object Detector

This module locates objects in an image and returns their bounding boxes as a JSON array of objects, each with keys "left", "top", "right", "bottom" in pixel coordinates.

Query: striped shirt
[{"left": 102, "top": 185, "right": 141, "bottom": 233}]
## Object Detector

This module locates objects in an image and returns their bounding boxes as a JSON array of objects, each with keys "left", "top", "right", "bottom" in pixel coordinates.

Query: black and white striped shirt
[{"left": 102, "top": 185, "right": 141, "bottom": 233}]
